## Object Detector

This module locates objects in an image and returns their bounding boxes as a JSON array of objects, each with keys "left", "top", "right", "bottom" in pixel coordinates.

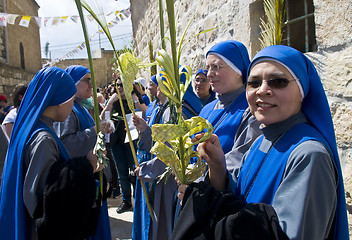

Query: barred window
[{"left": 282, "top": 0, "right": 317, "bottom": 53}]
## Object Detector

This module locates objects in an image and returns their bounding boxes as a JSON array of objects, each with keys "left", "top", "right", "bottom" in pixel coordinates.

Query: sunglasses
[
  {"left": 116, "top": 82, "right": 124, "bottom": 88},
  {"left": 194, "top": 77, "right": 208, "bottom": 83},
  {"left": 246, "top": 78, "right": 296, "bottom": 90}
]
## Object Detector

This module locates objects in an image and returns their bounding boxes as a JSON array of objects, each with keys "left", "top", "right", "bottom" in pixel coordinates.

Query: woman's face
[
  {"left": 194, "top": 73, "right": 211, "bottom": 99},
  {"left": 76, "top": 73, "right": 92, "bottom": 100},
  {"left": 116, "top": 79, "right": 125, "bottom": 99},
  {"left": 246, "top": 61, "right": 303, "bottom": 127},
  {"left": 206, "top": 54, "right": 243, "bottom": 95},
  {"left": 56, "top": 96, "right": 75, "bottom": 122}
]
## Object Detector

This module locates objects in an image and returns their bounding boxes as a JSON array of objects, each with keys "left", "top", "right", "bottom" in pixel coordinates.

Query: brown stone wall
[
  {"left": 5, "top": 0, "right": 41, "bottom": 73},
  {"left": 51, "top": 49, "right": 116, "bottom": 88},
  {"left": 0, "top": 2, "right": 6, "bottom": 63},
  {"left": 0, "top": 62, "right": 34, "bottom": 104}
]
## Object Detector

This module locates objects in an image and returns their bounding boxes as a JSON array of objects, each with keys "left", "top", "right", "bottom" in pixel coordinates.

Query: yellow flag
[{"left": 19, "top": 15, "right": 31, "bottom": 27}]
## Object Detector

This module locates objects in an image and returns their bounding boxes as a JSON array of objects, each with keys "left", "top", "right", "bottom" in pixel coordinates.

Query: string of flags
[
  {"left": 42, "top": 8, "right": 131, "bottom": 67},
  {"left": 0, "top": 7, "right": 131, "bottom": 28}
]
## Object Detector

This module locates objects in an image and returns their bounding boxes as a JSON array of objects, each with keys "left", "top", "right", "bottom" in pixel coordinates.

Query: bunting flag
[
  {"left": 0, "top": 13, "right": 7, "bottom": 26},
  {"left": 44, "top": 17, "right": 51, "bottom": 27},
  {"left": 0, "top": 7, "right": 131, "bottom": 28},
  {"left": 71, "top": 15, "right": 79, "bottom": 23},
  {"left": 51, "top": 16, "right": 60, "bottom": 26},
  {"left": 60, "top": 16, "right": 68, "bottom": 24},
  {"left": 34, "top": 16, "right": 42, "bottom": 28},
  {"left": 19, "top": 15, "right": 31, "bottom": 27},
  {"left": 42, "top": 7, "right": 132, "bottom": 67},
  {"left": 7, "top": 14, "right": 18, "bottom": 25}
]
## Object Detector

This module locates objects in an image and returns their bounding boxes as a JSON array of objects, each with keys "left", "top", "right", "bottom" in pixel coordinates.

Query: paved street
[{"left": 107, "top": 197, "right": 133, "bottom": 240}]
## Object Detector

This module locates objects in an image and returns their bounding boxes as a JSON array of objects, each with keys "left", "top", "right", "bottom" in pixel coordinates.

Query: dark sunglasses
[
  {"left": 246, "top": 78, "right": 296, "bottom": 90},
  {"left": 116, "top": 82, "right": 124, "bottom": 88}
]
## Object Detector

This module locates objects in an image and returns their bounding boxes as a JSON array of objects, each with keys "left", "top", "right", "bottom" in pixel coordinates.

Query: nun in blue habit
[
  {"left": 0, "top": 67, "right": 100, "bottom": 239},
  {"left": 199, "top": 40, "right": 261, "bottom": 172},
  {"left": 133, "top": 73, "right": 179, "bottom": 240},
  {"left": 54, "top": 65, "right": 111, "bottom": 240},
  {"left": 173, "top": 45, "right": 349, "bottom": 239}
]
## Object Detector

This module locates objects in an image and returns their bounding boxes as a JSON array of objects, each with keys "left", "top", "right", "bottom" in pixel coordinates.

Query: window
[
  {"left": 282, "top": 0, "right": 317, "bottom": 53},
  {"left": 20, "top": 42, "right": 25, "bottom": 69}
]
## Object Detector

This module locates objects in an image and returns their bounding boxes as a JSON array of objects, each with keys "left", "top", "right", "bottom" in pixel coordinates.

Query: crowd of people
[{"left": 0, "top": 40, "right": 349, "bottom": 240}]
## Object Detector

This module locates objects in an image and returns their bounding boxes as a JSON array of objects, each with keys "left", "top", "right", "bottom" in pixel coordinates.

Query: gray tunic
[
  {"left": 24, "top": 117, "right": 61, "bottom": 240},
  {"left": 137, "top": 104, "right": 178, "bottom": 240},
  {"left": 53, "top": 98, "right": 96, "bottom": 158},
  {"left": 229, "top": 113, "right": 337, "bottom": 240}
]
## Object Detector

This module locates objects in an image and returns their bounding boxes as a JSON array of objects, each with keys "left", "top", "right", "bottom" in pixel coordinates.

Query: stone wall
[
  {"left": 0, "top": 2, "right": 6, "bottom": 63},
  {"left": 0, "top": 62, "right": 35, "bottom": 104},
  {"left": 6, "top": 0, "right": 42, "bottom": 73},
  {"left": 130, "top": 0, "right": 352, "bottom": 234}
]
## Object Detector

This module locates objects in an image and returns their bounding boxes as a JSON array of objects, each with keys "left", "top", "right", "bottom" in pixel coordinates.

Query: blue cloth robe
[
  {"left": 132, "top": 102, "right": 162, "bottom": 240},
  {"left": 0, "top": 67, "right": 76, "bottom": 240},
  {"left": 199, "top": 92, "right": 248, "bottom": 154},
  {"left": 246, "top": 45, "right": 348, "bottom": 240},
  {"left": 237, "top": 123, "right": 331, "bottom": 203}
]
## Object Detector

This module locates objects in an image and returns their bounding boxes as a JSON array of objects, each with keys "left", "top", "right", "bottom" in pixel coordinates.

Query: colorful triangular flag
[
  {"left": 0, "top": 13, "right": 8, "bottom": 26},
  {"left": 60, "top": 16, "right": 68, "bottom": 24},
  {"left": 7, "top": 14, "right": 18, "bottom": 25},
  {"left": 71, "top": 15, "right": 79, "bottom": 23},
  {"left": 34, "top": 16, "right": 42, "bottom": 28},
  {"left": 51, "top": 16, "right": 60, "bottom": 26},
  {"left": 19, "top": 15, "right": 31, "bottom": 27}
]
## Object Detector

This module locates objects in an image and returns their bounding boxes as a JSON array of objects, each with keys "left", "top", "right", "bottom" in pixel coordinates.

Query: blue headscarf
[
  {"left": 65, "top": 65, "right": 95, "bottom": 130},
  {"left": 249, "top": 45, "right": 349, "bottom": 240},
  {"left": 195, "top": 69, "right": 208, "bottom": 77},
  {"left": 206, "top": 40, "right": 250, "bottom": 83},
  {"left": 65, "top": 65, "right": 90, "bottom": 85},
  {"left": 150, "top": 74, "right": 158, "bottom": 86},
  {"left": 0, "top": 67, "right": 76, "bottom": 239}
]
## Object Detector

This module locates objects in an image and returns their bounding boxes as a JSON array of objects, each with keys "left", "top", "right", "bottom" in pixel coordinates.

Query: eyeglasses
[
  {"left": 205, "top": 64, "right": 226, "bottom": 72},
  {"left": 116, "top": 82, "right": 124, "bottom": 88},
  {"left": 246, "top": 78, "right": 296, "bottom": 91},
  {"left": 81, "top": 78, "right": 92, "bottom": 85},
  {"left": 194, "top": 77, "right": 208, "bottom": 83}
]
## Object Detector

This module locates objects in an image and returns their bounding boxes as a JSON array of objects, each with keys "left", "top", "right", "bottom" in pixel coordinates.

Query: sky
[{"left": 35, "top": 0, "right": 133, "bottom": 60}]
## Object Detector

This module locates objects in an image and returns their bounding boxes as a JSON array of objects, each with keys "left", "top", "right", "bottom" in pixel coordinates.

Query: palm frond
[{"left": 259, "top": 0, "right": 285, "bottom": 49}]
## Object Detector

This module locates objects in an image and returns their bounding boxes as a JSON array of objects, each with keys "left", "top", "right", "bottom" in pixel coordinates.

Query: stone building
[
  {"left": 49, "top": 48, "right": 117, "bottom": 88},
  {"left": 0, "top": 0, "right": 41, "bottom": 100},
  {"left": 130, "top": 0, "right": 352, "bottom": 234}
]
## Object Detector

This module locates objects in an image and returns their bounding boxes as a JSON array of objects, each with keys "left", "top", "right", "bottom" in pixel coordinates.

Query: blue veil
[
  {"left": 249, "top": 45, "right": 349, "bottom": 240},
  {"left": 65, "top": 65, "right": 95, "bottom": 130},
  {"left": 0, "top": 67, "right": 76, "bottom": 239},
  {"left": 206, "top": 40, "right": 251, "bottom": 83},
  {"left": 65, "top": 65, "right": 90, "bottom": 85}
]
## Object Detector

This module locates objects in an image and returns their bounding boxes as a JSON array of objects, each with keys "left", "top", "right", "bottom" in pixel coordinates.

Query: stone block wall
[
  {"left": 51, "top": 49, "right": 116, "bottom": 88},
  {"left": 6, "top": 0, "right": 42, "bottom": 73},
  {"left": 0, "top": 62, "right": 34, "bottom": 104}
]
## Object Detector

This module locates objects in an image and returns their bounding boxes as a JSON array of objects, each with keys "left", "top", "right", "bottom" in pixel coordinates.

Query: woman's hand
[
  {"left": 177, "top": 184, "right": 187, "bottom": 205},
  {"left": 134, "top": 166, "right": 141, "bottom": 179},
  {"left": 196, "top": 134, "right": 227, "bottom": 191},
  {"left": 87, "top": 150, "right": 104, "bottom": 173},
  {"left": 99, "top": 120, "right": 114, "bottom": 134},
  {"left": 132, "top": 114, "right": 148, "bottom": 133}
]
